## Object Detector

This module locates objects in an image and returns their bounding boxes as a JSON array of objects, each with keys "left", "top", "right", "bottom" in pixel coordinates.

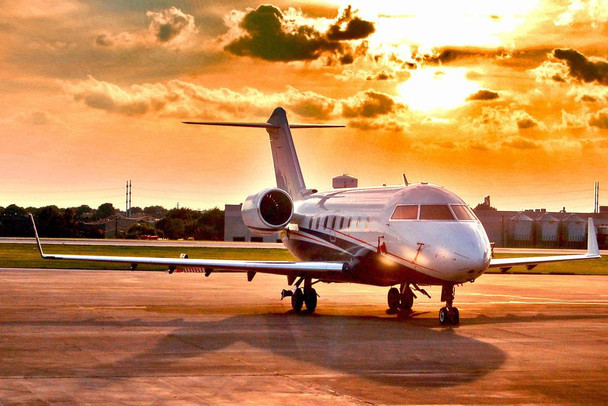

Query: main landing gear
[
  {"left": 387, "top": 283, "right": 416, "bottom": 313},
  {"left": 281, "top": 277, "right": 318, "bottom": 314},
  {"left": 439, "top": 284, "right": 459, "bottom": 325}
]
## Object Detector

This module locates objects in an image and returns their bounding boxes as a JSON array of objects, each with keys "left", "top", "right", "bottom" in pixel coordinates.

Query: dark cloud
[
  {"left": 416, "top": 47, "right": 552, "bottom": 71},
  {"left": 589, "top": 109, "right": 608, "bottom": 129},
  {"left": 466, "top": 89, "right": 499, "bottom": 101},
  {"left": 367, "top": 71, "right": 393, "bottom": 81},
  {"left": 517, "top": 118, "right": 537, "bottom": 129},
  {"left": 95, "top": 34, "right": 114, "bottom": 47},
  {"left": 553, "top": 48, "right": 608, "bottom": 85},
  {"left": 326, "top": 6, "right": 375, "bottom": 40},
  {"left": 224, "top": 5, "right": 374, "bottom": 63},
  {"left": 342, "top": 91, "right": 396, "bottom": 118},
  {"left": 580, "top": 95, "right": 598, "bottom": 102}
]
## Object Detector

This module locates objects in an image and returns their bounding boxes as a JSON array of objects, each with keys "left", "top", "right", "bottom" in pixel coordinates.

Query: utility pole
[
  {"left": 125, "top": 180, "right": 132, "bottom": 217},
  {"left": 594, "top": 181, "right": 599, "bottom": 214}
]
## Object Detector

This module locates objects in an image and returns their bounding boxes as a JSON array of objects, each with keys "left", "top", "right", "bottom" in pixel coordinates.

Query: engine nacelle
[{"left": 241, "top": 188, "right": 294, "bottom": 235}]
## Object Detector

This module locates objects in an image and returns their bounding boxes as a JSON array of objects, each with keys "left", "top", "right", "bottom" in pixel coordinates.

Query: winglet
[
  {"left": 29, "top": 213, "right": 46, "bottom": 258},
  {"left": 587, "top": 217, "right": 600, "bottom": 258}
]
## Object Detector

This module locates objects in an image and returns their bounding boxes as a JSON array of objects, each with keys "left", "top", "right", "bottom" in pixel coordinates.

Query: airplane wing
[
  {"left": 488, "top": 218, "right": 601, "bottom": 271},
  {"left": 29, "top": 214, "right": 348, "bottom": 278}
]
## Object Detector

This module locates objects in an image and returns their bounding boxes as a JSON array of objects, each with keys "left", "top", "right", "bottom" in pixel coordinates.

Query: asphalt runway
[{"left": 1, "top": 269, "right": 607, "bottom": 405}]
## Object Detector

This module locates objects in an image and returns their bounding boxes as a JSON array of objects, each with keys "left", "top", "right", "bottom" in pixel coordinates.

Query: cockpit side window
[
  {"left": 419, "top": 205, "right": 455, "bottom": 220},
  {"left": 450, "top": 204, "right": 476, "bottom": 221},
  {"left": 391, "top": 205, "right": 418, "bottom": 220}
]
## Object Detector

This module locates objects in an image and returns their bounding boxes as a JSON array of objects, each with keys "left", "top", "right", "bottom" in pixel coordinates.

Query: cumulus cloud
[
  {"left": 503, "top": 137, "right": 540, "bottom": 150},
  {"left": 517, "top": 118, "right": 538, "bottom": 129},
  {"left": 589, "top": 108, "right": 608, "bottom": 129},
  {"left": 466, "top": 89, "right": 499, "bottom": 101},
  {"left": 326, "top": 6, "right": 375, "bottom": 41},
  {"left": 223, "top": 5, "right": 374, "bottom": 63},
  {"left": 146, "top": 7, "right": 198, "bottom": 45},
  {"left": 341, "top": 91, "right": 398, "bottom": 118},
  {"left": 552, "top": 48, "right": 608, "bottom": 85},
  {"left": 64, "top": 76, "right": 342, "bottom": 121},
  {"left": 65, "top": 77, "right": 415, "bottom": 133},
  {"left": 93, "top": 7, "right": 198, "bottom": 49},
  {"left": 467, "top": 107, "right": 543, "bottom": 135}
]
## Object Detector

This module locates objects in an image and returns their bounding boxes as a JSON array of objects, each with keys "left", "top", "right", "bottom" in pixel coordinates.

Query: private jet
[{"left": 30, "top": 107, "right": 601, "bottom": 324}]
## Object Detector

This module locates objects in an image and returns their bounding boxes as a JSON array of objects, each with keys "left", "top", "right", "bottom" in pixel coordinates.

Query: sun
[{"left": 397, "top": 68, "right": 480, "bottom": 113}]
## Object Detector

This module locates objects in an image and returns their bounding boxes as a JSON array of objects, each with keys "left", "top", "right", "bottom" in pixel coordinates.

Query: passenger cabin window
[
  {"left": 339, "top": 217, "right": 344, "bottom": 229},
  {"left": 324, "top": 216, "right": 329, "bottom": 228},
  {"left": 391, "top": 205, "right": 418, "bottom": 220},
  {"left": 419, "top": 205, "right": 455, "bottom": 221},
  {"left": 314, "top": 217, "right": 320, "bottom": 229},
  {"left": 451, "top": 205, "right": 476, "bottom": 221},
  {"left": 308, "top": 217, "right": 313, "bottom": 229}
]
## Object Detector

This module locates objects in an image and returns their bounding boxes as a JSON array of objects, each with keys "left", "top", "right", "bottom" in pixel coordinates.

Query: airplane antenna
[{"left": 402, "top": 173, "right": 409, "bottom": 187}]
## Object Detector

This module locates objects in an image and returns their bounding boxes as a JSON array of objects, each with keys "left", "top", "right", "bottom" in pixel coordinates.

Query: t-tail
[{"left": 184, "top": 107, "right": 344, "bottom": 200}]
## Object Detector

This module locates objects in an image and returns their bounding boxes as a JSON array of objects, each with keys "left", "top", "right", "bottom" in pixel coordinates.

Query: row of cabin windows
[
  {"left": 306, "top": 215, "right": 371, "bottom": 231},
  {"left": 391, "top": 204, "right": 476, "bottom": 221}
]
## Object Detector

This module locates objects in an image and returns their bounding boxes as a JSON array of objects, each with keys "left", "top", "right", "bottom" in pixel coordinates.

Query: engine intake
[{"left": 241, "top": 188, "right": 293, "bottom": 235}]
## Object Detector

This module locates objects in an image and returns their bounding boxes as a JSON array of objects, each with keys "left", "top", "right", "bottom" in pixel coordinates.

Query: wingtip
[
  {"left": 587, "top": 217, "right": 600, "bottom": 257},
  {"left": 29, "top": 213, "right": 45, "bottom": 257}
]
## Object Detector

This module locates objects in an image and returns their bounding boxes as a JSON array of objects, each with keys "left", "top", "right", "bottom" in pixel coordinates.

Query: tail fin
[
  {"left": 265, "top": 107, "right": 306, "bottom": 199},
  {"left": 184, "top": 107, "right": 344, "bottom": 200}
]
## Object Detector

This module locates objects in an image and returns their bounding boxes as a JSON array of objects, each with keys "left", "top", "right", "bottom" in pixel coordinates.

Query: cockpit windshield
[
  {"left": 450, "top": 204, "right": 477, "bottom": 220},
  {"left": 419, "top": 205, "right": 454, "bottom": 220},
  {"left": 391, "top": 204, "right": 477, "bottom": 221}
]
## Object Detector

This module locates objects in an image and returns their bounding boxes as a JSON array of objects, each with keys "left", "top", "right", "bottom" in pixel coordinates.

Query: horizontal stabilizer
[{"left": 183, "top": 121, "right": 344, "bottom": 129}]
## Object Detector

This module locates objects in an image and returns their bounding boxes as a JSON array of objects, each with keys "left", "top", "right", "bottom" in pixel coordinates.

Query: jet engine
[{"left": 241, "top": 188, "right": 293, "bottom": 235}]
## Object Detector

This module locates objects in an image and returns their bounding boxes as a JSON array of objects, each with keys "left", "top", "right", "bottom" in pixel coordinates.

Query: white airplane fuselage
[{"left": 282, "top": 183, "right": 492, "bottom": 287}]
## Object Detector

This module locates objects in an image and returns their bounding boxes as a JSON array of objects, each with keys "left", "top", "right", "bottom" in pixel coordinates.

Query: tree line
[{"left": 0, "top": 203, "right": 224, "bottom": 241}]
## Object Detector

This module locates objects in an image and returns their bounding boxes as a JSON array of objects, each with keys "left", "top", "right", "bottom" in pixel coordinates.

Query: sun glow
[{"left": 397, "top": 68, "right": 479, "bottom": 113}]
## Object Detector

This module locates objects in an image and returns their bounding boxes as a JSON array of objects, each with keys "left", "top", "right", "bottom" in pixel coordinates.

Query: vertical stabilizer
[{"left": 266, "top": 107, "right": 306, "bottom": 200}]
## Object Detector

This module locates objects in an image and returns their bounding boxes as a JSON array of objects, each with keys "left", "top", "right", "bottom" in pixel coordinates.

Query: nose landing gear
[{"left": 439, "top": 284, "right": 459, "bottom": 325}]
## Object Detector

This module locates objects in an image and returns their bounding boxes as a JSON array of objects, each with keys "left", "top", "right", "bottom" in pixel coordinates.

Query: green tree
[
  {"left": 127, "top": 222, "right": 158, "bottom": 239},
  {"left": 143, "top": 205, "right": 167, "bottom": 219},
  {"left": 95, "top": 203, "right": 117, "bottom": 220},
  {"left": 155, "top": 217, "right": 185, "bottom": 239}
]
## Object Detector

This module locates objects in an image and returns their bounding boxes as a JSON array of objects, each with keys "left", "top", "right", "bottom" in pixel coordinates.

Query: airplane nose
[{"left": 444, "top": 223, "right": 490, "bottom": 280}]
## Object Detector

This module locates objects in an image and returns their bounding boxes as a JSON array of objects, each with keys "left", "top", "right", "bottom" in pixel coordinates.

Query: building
[{"left": 224, "top": 204, "right": 280, "bottom": 242}]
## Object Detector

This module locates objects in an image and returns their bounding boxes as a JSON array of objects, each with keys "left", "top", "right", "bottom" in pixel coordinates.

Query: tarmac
[{"left": 1, "top": 269, "right": 607, "bottom": 405}]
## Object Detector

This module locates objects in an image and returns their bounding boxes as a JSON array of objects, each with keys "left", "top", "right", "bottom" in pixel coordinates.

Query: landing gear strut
[
  {"left": 439, "top": 284, "right": 459, "bottom": 325},
  {"left": 281, "top": 277, "right": 318, "bottom": 314},
  {"left": 387, "top": 283, "right": 415, "bottom": 312}
]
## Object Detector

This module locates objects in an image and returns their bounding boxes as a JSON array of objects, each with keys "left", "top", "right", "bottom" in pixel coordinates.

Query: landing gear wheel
[
  {"left": 291, "top": 288, "right": 304, "bottom": 313},
  {"left": 438, "top": 306, "right": 460, "bottom": 325},
  {"left": 400, "top": 288, "right": 414, "bottom": 311},
  {"left": 387, "top": 287, "right": 400, "bottom": 311},
  {"left": 304, "top": 288, "right": 317, "bottom": 313},
  {"left": 451, "top": 307, "right": 460, "bottom": 324},
  {"left": 439, "top": 307, "right": 449, "bottom": 325}
]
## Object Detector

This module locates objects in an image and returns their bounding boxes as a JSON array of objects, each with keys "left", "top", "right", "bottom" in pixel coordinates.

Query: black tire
[
  {"left": 439, "top": 307, "right": 448, "bottom": 325},
  {"left": 291, "top": 288, "right": 304, "bottom": 313},
  {"left": 400, "top": 289, "right": 414, "bottom": 310},
  {"left": 304, "top": 288, "right": 317, "bottom": 313},
  {"left": 387, "top": 287, "right": 400, "bottom": 311},
  {"left": 451, "top": 307, "right": 460, "bottom": 325}
]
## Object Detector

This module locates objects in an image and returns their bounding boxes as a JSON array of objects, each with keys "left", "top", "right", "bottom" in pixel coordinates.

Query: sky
[{"left": 1, "top": 0, "right": 607, "bottom": 212}]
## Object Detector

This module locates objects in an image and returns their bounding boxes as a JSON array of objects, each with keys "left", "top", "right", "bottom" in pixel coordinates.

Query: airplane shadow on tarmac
[{"left": 85, "top": 311, "right": 509, "bottom": 389}]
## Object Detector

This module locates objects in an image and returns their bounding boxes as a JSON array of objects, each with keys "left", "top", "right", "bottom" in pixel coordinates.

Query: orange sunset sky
[{"left": 1, "top": 0, "right": 607, "bottom": 212}]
